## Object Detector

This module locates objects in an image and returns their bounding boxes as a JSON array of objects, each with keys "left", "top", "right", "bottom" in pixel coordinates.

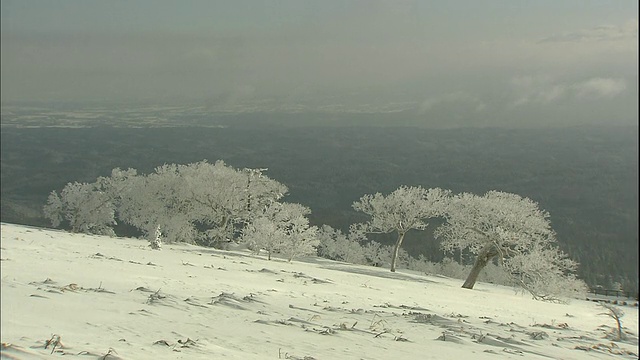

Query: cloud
[
  {"left": 509, "top": 75, "right": 627, "bottom": 107},
  {"left": 509, "top": 75, "right": 567, "bottom": 107},
  {"left": 537, "top": 18, "right": 638, "bottom": 43},
  {"left": 572, "top": 78, "right": 627, "bottom": 99},
  {"left": 419, "top": 92, "right": 486, "bottom": 114}
]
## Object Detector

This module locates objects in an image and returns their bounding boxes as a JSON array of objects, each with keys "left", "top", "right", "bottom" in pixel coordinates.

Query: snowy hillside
[{"left": 1, "top": 223, "right": 637, "bottom": 359}]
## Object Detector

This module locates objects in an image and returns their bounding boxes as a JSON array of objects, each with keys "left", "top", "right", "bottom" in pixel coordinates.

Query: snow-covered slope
[{"left": 1, "top": 223, "right": 637, "bottom": 359}]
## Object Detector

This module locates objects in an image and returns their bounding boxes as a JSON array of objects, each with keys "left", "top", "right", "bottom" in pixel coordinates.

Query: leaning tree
[
  {"left": 435, "top": 190, "right": 584, "bottom": 299},
  {"left": 351, "top": 186, "right": 450, "bottom": 272}
]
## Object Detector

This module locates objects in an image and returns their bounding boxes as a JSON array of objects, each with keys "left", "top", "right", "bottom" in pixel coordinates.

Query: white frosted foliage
[
  {"left": 435, "top": 190, "right": 586, "bottom": 300},
  {"left": 43, "top": 181, "right": 116, "bottom": 236},
  {"left": 149, "top": 225, "right": 162, "bottom": 250},
  {"left": 351, "top": 186, "right": 451, "bottom": 271},
  {"left": 242, "top": 202, "right": 318, "bottom": 261}
]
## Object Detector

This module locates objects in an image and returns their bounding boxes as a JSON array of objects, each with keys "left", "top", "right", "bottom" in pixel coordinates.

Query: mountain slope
[{"left": 1, "top": 223, "right": 638, "bottom": 359}]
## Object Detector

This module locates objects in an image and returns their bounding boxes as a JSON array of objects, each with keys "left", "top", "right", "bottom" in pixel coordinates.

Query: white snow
[{"left": 1, "top": 223, "right": 637, "bottom": 359}]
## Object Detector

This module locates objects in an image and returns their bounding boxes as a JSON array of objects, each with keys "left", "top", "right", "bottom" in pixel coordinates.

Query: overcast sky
[{"left": 1, "top": 0, "right": 637, "bottom": 127}]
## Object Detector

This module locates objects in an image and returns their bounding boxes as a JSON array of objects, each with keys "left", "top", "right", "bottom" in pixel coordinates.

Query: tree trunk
[
  {"left": 462, "top": 245, "right": 498, "bottom": 289},
  {"left": 390, "top": 231, "right": 406, "bottom": 272}
]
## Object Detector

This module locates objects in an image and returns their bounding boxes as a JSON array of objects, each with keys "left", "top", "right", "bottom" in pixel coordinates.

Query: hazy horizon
[{"left": 1, "top": 1, "right": 638, "bottom": 127}]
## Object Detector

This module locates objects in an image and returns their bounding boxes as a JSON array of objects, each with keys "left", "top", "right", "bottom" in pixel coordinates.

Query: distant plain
[{"left": 1, "top": 106, "right": 637, "bottom": 293}]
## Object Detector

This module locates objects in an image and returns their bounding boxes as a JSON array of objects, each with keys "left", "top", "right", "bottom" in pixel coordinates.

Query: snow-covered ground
[{"left": 1, "top": 223, "right": 637, "bottom": 359}]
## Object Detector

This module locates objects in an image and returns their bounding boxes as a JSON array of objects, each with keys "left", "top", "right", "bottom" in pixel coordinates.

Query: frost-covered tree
[
  {"left": 43, "top": 160, "right": 289, "bottom": 247},
  {"left": 242, "top": 202, "right": 318, "bottom": 261},
  {"left": 116, "top": 160, "right": 288, "bottom": 246},
  {"left": 351, "top": 186, "right": 450, "bottom": 272},
  {"left": 149, "top": 225, "right": 162, "bottom": 250},
  {"left": 315, "top": 225, "right": 413, "bottom": 268},
  {"left": 243, "top": 216, "right": 281, "bottom": 259},
  {"left": 279, "top": 213, "right": 318, "bottom": 261},
  {"left": 117, "top": 164, "right": 197, "bottom": 244},
  {"left": 241, "top": 167, "right": 287, "bottom": 220},
  {"left": 179, "top": 161, "right": 287, "bottom": 246},
  {"left": 505, "top": 241, "right": 587, "bottom": 301},
  {"left": 435, "top": 191, "right": 583, "bottom": 298},
  {"left": 316, "top": 225, "right": 367, "bottom": 264},
  {"left": 43, "top": 181, "right": 117, "bottom": 236}
]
